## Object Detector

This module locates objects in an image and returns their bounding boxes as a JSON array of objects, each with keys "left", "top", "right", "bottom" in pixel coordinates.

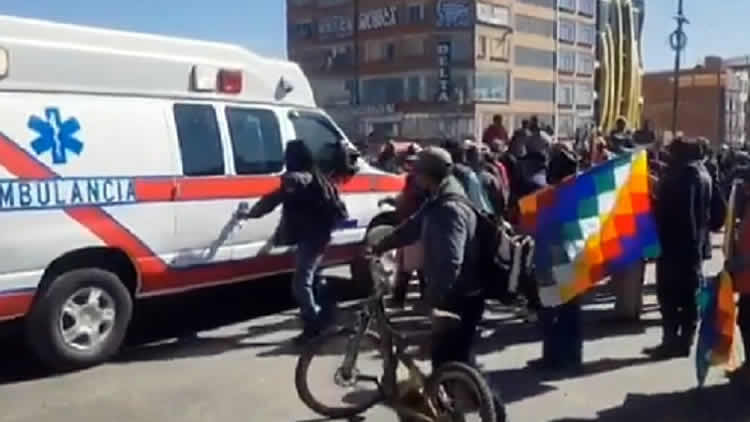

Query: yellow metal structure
[{"left": 597, "top": 0, "right": 644, "bottom": 132}]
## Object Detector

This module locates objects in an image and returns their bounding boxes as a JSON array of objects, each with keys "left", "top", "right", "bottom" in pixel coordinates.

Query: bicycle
[{"left": 295, "top": 255, "right": 503, "bottom": 422}]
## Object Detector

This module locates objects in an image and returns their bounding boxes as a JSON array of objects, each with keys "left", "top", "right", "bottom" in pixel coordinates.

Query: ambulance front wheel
[{"left": 26, "top": 268, "right": 133, "bottom": 371}]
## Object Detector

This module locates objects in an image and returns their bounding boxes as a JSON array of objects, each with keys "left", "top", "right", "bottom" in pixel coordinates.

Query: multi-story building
[
  {"left": 642, "top": 56, "right": 750, "bottom": 147},
  {"left": 286, "top": 0, "right": 597, "bottom": 143}
]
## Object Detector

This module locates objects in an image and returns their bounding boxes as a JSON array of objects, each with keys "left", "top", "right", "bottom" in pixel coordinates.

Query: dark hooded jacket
[
  {"left": 248, "top": 140, "right": 347, "bottom": 245},
  {"left": 656, "top": 146, "right": 712, "bottom": 264}
]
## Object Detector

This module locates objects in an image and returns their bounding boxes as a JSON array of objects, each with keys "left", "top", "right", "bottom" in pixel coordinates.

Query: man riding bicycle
[{"left": 368, "top": 146, "right": 505, "bottom": 421}]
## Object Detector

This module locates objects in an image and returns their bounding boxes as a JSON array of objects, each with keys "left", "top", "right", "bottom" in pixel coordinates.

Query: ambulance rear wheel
[{"left": 26, "top": 268, "right": 133, "bottom": 371}]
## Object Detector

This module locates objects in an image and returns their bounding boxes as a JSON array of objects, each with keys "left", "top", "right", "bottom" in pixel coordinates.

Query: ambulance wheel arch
[{"left": 26, "top": 247, "right": 138, "bottom": 370}]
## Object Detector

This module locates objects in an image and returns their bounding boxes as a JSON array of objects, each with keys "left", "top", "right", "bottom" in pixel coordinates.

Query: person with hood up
[
  {"left": 238, "top": 140, "right": 348, "bottom": 345},
  {"left": 643, "top": 137, "right": 712, "bottom": 359}
]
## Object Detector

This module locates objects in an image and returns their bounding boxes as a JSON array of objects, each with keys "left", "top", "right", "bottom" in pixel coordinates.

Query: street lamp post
[{"left": 670, "top": 0, "right": 688, "bottom": 136}]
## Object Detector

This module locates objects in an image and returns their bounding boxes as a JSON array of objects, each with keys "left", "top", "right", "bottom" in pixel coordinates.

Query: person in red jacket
[{"left": 482, "top": 114, "right": 509, "bottom": 149}]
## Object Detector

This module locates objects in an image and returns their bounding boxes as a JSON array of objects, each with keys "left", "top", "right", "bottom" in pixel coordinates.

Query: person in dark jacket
[
  {"left": 372, "top": 147, "right": 482, "bottom": 363},
  {"left": 509, "top": 119, "right": 530, "bottom": 159},
  {"left": 443, "top": 140, "right": 495, "bottom": 215},
  {"left": 238, "top": 140, "right": 346, "bottom": 344},
  {"left": 531, "top": 145, "right": 584, "bottom": 372},
  {"left": 644, "top": 136, "right": 712, "bottom": 359},
  {"left": 467, "top": 143, "right": 505, "bottom": 217},
  {"left": 370, "top": 147, "right": 506, "bottom": 421}
]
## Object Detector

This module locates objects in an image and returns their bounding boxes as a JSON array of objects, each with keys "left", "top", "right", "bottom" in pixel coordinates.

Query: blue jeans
[{"left": 293, "top": 236, "right": 332, "bottom": 332}]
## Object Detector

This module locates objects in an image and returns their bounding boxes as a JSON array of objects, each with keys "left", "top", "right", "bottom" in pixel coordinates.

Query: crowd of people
[
  {"left": 236, "top": 119, "right": 750, "bottom": 422},
  {"left": 369, "top": 113, "right": 750, "bottom": 389}
]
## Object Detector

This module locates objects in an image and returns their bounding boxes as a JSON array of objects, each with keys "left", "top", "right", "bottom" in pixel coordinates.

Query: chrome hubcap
[{"left": 58, "top": 287, "right": 116, "bottom": 351}]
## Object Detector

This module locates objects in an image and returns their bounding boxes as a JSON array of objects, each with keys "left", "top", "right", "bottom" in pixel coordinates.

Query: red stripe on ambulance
[{"left": 0, "top": 133, "right": 404, "bottom": 305}]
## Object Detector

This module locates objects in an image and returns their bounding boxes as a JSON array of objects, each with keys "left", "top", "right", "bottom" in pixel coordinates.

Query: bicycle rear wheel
[
  {"left": 295, "top": 327, "right": 384, "bottom": 419},
  {"left": 425, "top": 362, "right": 503, "bottom": 422}
]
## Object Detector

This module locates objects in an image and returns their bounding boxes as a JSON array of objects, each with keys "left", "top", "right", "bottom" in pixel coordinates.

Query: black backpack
[
  {"left": 311, "top": 170, "right": 349, "bottom": 230},
  {"left": 438, "top": 193, "right": 516, "bottom": 304}
]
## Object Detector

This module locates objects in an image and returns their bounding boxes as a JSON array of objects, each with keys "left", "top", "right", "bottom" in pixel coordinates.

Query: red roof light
[{"left": 218, "top": 69, "right": 242, "bottom": 94}]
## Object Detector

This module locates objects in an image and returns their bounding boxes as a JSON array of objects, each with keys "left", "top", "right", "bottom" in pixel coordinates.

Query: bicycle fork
[{"left": 338, "top": 309, "right": 370, "bottom": 382}]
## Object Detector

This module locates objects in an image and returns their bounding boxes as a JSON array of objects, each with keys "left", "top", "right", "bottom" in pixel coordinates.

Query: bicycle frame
[{"left": 338, "top": 278, "right": 436, "bottom": 421}]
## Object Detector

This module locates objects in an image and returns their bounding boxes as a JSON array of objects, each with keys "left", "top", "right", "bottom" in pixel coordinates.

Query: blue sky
[{"left": 1, "top": 0, "right": 746, "bottom": 70}]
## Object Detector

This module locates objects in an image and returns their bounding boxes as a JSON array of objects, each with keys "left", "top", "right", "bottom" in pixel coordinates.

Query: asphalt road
[{"left": 1, "top": 254, "right": 749, "bottom": 422}]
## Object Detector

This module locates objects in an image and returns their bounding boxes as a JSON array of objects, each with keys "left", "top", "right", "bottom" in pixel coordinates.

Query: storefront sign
[
  {"left": 476, "top": 2, "right": 510, "bottom": 27},
  {"left": 437, "top": 41, "right": 452, "bottom": 103},
  {"left": 436, "top": 0, "right": 473, "bottom": 28},
  {"left": 318, "top": 15, "right": 353, "bottom": 40},
  {"left": 359, "top": 6, "right": 398, "bottom": 31}
]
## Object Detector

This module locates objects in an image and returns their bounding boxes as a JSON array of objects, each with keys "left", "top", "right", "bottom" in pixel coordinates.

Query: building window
[
  {"left": 407, "top": 76, "right": 421, "bottom": 101},
  {"left": 291, "top": 21, "right": 314, "bottom": 40},
  {"left": 558, "top": 82, "right": 574, "bottom": 107},
  {"left": 558, "top": 50, "right": 576, "bottom": 73},
  {"left": 474, "top": 72, "right": 510, "bottom": 103},
  {"left": 518, "top": 0, "right": 554, "bottom": 8},
  {"left": 385, "top": 42, "right": 396, "bottom": 62},
  {"left": 173, "top": 104, "right": 224, "bottom": 176},
  {"left": 514, "top": 78, "right": 555, "bottom": 102},
  {"left": 318, "top": 0, "right": 350, "bottom": 6},
  {"left": 477, "top": 35, "right": 487, "bottom": 59},
  {"left": 408, "top": 3, "right": 425, "bottom": 23},
  {"left": 225, "top": 108, "right": 284, "bottom": 175},
  {"left": 575, "top": 83, "right": 594, "bottom": 107},
  {"left": 576, "top": 52, "right": 595, "bottom": 75},
  {"left": 515, "top": 46, "right": 554, "bottom": 69},
  {"left": 558, "top": 19, "right": 576, "bottom": 43},
  {"left": 515, "top": 15, "right": 555, "bottom": 38},
  {"left": 578, "top": 23, "right": 596, "bottom": 46},
  {"left": 489, "top": 37, "right": 510, "bottom": 61},
  {"left": 289, "top": 111, "right": 344, "bottom": 163},
  {"left": 476, "top": 2, "right": 510, "bottom": 27},
  {"left": 446, "top": 33, "right": 472, "bottom": 62},
  {"left": 558, "top": 114, "right": 576, "bottom": 138},
  {"left": 402, "top": 37, "right": 425, "bottom": 56},
  {"left": 362, "top": 77, "right": 405, "bottom": 105},
  {"left": 365, "top": 40, "right": 382, "bottom": 62},
  {"left": 558, "top": 0, "right": 576, "bottom": 12},
  {"left": 579, "top": 0, "right": 596, "bottom": 16}
]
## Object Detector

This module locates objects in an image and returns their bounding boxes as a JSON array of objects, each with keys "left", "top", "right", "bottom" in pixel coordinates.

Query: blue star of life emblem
[{"left": 28, "top": 107, "right": 84, "bottom": 165}]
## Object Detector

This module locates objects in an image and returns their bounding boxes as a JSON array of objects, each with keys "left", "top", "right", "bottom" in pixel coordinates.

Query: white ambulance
[{"left": 0, "top": 16, "right": 404, "bottom": 369}]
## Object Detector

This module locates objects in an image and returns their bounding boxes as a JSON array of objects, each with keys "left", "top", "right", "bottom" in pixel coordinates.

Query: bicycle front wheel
[
  {"left": 295, "top": 327, "right": 384, "bottom": 419},
  {"left": 425, "top": 362, "right": 502, "bottom": 422}
]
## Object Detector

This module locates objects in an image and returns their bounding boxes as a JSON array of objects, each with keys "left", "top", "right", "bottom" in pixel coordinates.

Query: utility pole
[
  {"left": 670, "top": 0, "right": 688, "bottom": 136},
  {"left": 352, "top": 0, "right": 360, "bottom": 106}
]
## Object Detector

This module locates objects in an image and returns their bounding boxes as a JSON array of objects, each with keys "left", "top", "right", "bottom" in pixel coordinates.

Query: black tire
[
  {"left": 350, "top": 224, "right": 396, "bottom": 296},
  {"left": 25, "top": 268, "right": 133, "bottom": 371},
  {"left": 295, "top": 327, "right": 384, "bottom": 419},
  {"left": 425, "top": 362, "right": 502, "bottom": 422}
]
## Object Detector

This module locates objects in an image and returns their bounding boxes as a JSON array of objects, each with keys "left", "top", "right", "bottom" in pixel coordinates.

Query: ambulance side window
[
  {"left": 289, "top": 111, "right": 343, "bottom": 162},
  {"left": 173, "top": 103, "right": 225, "bottom": 176},
  {"left": 225, "top": 107, "right": 284, "bottom": 174}
]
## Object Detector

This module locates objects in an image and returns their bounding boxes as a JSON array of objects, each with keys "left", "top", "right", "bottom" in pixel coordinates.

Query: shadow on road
[
  {"left": 486, "top": 356, "right": 654, "bottom": 406},
  {"left": 548, "top": 381, "right": 750, "bottom": 422},
  {"left": 0, "top": 274, "right": 363, "bottom": 385}
]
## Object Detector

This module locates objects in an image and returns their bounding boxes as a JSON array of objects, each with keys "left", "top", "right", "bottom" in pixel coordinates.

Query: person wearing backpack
[
  {"left": 238, "top": 140, "right": 348, "bottom": 345},
  {"left": 369, "top": 146, "right": 507, "bottom": 422}
]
